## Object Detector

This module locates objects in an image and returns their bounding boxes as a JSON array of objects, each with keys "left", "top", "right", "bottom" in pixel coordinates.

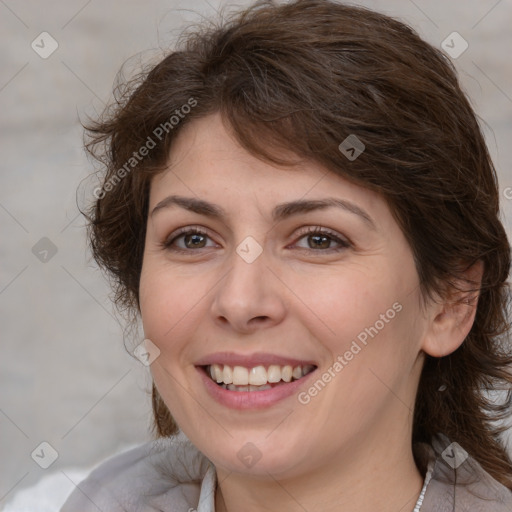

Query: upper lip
[{"left": 195, "top": 352, "right": 318, "bottom": 368}]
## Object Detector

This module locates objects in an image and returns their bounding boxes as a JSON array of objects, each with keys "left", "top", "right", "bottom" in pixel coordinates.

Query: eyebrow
[{"left": 150, "top": 195, "right": 376, "bottom": 230}]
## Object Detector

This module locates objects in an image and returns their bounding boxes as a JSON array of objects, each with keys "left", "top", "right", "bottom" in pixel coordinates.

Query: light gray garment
[
  {"left": 417, "top": 435, "right": 512, "bottom": 511},
  {"left": 60, "top": 431, "right": 512, "bottom": 511}
]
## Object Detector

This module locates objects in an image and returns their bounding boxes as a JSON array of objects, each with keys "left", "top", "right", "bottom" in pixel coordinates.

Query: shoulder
[
  {"left": 60, "top": 434, "right": 215, "bottom": 512},
  {"left": 418, "top": 434, "right": 512, "bottom": 511}
]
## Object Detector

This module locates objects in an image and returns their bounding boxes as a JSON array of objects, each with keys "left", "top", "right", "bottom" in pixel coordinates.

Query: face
[{"left": 139, "top": 112, "right": 428, "bottom": 479}]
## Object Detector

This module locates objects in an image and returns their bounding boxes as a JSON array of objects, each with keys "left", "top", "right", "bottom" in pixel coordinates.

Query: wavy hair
[{"left": 82, "top": 0, "right": 512, "bottom": 489}]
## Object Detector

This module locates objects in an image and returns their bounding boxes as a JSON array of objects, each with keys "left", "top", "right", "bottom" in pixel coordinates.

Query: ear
[{"left": 421, "top": 260, "right": 484, "bottom": 358}]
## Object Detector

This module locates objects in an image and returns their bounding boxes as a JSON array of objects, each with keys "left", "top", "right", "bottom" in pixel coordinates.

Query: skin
[{"left": 139, "top": 112, "right": 482, "bottom": 512}]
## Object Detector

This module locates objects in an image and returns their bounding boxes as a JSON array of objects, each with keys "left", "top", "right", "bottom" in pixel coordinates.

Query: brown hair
[{"left": 83, "top": 0, "right": 512, "bottom": 488}]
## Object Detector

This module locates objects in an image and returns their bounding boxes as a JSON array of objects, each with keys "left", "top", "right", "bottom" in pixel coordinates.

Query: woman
[{"left": 62, "top": 0, "right": 512, "bottom": 510}]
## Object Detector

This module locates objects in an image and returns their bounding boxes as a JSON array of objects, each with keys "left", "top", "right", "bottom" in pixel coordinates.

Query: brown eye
[
  {"left": 293, "top": 227, "right": 350, "bottom": 252},
  {"left": 183, "top": 232, "right": 207, "bottom": 249},
  {"left": 308, "top": 234, "right": 332, "bottom": 249},
  {"left": 163, "top": 228, "right": 217, "bottom": 252}
]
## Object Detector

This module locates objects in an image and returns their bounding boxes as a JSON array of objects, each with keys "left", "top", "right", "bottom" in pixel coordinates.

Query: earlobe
[{"left": 421, "top": 260, "right": 484, "bottom": 358}]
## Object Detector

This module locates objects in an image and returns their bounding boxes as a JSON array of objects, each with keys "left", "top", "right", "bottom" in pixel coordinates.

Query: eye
[
  {"left": 292, "top": 226, "right": 350, "bottom": 252},
  {"left": 162, "top": 226, "right": 218, "bottom": 252},
  {"left": 160, "top": 225, "right": 350, "bottom": 254}
]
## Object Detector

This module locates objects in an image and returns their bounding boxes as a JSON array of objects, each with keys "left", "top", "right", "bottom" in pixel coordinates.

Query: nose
[{"left": 210, "top": 247, "right": 286, "bottom": 334}]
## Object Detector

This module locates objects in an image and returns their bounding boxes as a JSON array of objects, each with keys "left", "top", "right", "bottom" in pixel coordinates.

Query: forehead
[{"left": 149, "top": 112, "right": 389, "bottom": 227}]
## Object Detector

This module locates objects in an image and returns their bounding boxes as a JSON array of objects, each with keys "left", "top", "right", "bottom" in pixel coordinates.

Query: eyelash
[{"left": 161, "top": 225, "right": 350, "bottom": 254}]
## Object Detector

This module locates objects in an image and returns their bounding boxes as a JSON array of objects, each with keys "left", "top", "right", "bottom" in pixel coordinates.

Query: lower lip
[{"left": 196, "top": 366, "right": 317, "bottom": 409}]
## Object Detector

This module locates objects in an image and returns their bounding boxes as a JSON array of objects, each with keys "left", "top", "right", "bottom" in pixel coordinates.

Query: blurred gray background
[{"left": 1, "top": 0, "right": 512, "bottom": 506}]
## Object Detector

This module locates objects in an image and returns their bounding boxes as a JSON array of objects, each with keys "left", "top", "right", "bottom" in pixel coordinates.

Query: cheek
[
  {"left": 139, "top": 266, "right": 189, "bottom": 348},
  {"left": 139, "top": 270, "right": 168, "bottom": 334},
  {"left": 300, "top": 260, "right": 421, "bottom": 397},
  {"left": 294, "top": 264, "right": 403, "bottom": 350},
  {"left": 139, "top": 261, "right": 216, "bottom": 365}
]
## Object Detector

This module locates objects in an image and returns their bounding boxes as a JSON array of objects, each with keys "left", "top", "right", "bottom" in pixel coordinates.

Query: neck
[{"left": 214, "top": 427, "right": 424, "bottom": 512}]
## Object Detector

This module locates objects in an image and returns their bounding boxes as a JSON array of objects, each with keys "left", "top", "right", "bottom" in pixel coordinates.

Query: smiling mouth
[{"left": 201, "top": 363, "right": 317, "bottom": 391}]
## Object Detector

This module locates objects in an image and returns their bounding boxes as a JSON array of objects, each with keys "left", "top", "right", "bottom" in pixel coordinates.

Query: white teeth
[
  {"left": 281, "top": 365, "right": 292, "bottom": 382},
  {"left": 249, "top": 366, "right": 267, "bottom": 386},
  {"left": 267, "top": 365, "right": 282, "bottom": 383},
  {"left": 232, "top": 366, "right": 249, "bottom": 386},
  {"left": 222, "top": 365, "right": 233, "bottom": 384},
  {"left": 224, "top": 383, "right": 273, "bottom": 392},
  {"left": 252, "top": 384, "right": 272, "bottom": 391},
  {"left": 207, "top": 363, "right": 315, "bottom": 386},
  {"left": 213, "top": 364, "right": 223, "bottom": 383}
]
